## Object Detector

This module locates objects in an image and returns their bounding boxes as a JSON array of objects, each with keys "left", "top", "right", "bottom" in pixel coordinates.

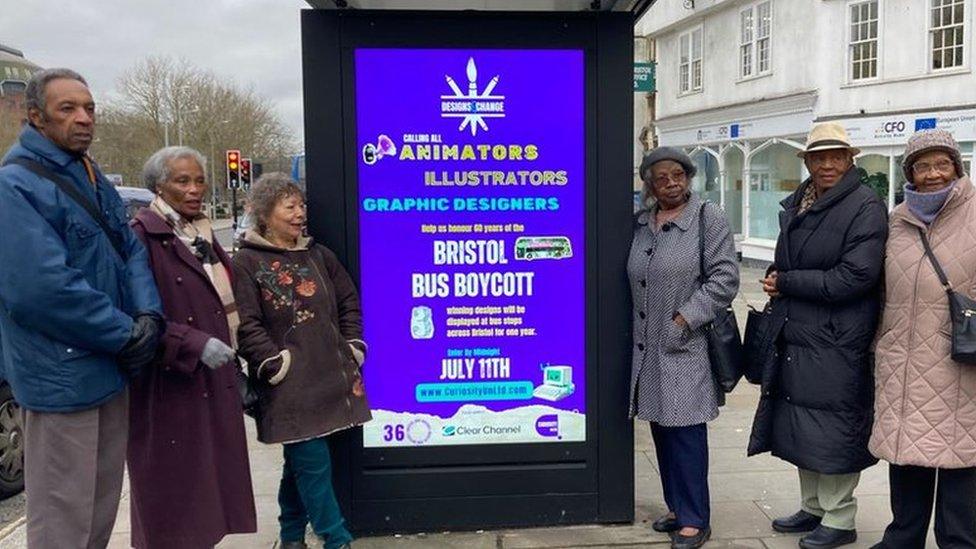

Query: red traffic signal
[{"left": 241, "top": 158, "right": 252, "bottom": 189}]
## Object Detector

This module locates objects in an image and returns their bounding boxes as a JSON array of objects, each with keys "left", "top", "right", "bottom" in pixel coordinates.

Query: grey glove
[{"left": 201, "top": 338, "right": 235, "bottom": 370}]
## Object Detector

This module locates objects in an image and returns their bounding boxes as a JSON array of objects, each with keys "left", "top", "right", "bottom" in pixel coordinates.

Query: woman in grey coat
[{"left": 629, "top": 147, "right": 739, "bottom": 549}]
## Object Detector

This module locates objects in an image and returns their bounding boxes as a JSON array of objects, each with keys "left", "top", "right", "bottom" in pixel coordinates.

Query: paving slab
[
  {"left": 498, "top": 523, "right": 670, "bottom": 548},
  {"left": 357, "top": 531, "right": 498, "bottom": 549}
]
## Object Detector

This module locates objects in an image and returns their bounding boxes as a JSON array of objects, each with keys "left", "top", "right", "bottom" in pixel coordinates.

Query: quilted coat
[
  {"left": 869, "top": 176, "right": 976, "bottom": 468},
  {"left": 748, "top": 168, "right": 887, "bottom": 474}
]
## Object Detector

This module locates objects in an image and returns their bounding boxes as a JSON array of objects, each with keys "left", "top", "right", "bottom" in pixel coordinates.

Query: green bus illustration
[{"left": 514, "top": 236, "right": 573, "bottom": 261}]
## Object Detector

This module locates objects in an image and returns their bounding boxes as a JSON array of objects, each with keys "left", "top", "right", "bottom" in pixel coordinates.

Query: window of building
[
  {"left": 679, "top": 26, "right": 703, "bottom": 94},
  {"left": 849, "top": 1, "right": 880, "bottom": 80},
  {"left": 723, "top": 147, "right": 745, "bottom": 235},
  {"left": 690, "top": 150, "right": 721, "bottom": 205},
  {"left": 931, "top": 0, "right": 965, "bottom": 70},
  {"left": 0, "top": 81, "right": 26, "bottom": 97},
  {"left": 962, "top": 142, "right": 973, "bottom": 177},
  {"left": 748, "top": 142, "right": 803, "bottom": 240},
  {"left": 855, "top": 154, "right": 890, "bottom": 203},
  {"left": 740, "top": 1, "right": 772, "bottom": 79}
]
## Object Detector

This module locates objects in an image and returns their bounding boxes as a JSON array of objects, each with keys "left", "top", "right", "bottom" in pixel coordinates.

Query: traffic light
[
  {"left": 226, "top": 150, "right": 241, "bottom": 189},
  {"left": 241, "top": 158, "right": 252, "bottom": 190}
]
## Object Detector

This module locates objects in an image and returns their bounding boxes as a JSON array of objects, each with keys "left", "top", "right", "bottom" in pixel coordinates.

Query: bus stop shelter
[{"left": 301, "top": 0, "right": 652, "bottom": 534}]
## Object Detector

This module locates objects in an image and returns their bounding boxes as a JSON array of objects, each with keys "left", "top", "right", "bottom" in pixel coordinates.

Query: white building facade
[{"left": 639, "top": 0, "right": 976, "bottom": 262}]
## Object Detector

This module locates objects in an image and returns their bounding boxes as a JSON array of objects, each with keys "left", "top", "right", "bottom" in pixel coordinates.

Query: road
[{"left": 214, "top": 223, "right": 235, "bottom": 251}]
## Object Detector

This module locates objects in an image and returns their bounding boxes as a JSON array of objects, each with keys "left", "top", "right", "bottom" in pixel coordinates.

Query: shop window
[
  {"left": 894, "top": 154, "right": 908, "bottom": 205},
  {"left": 961, "top": 143, "right": 973, "bottom": 179},
  {"left": 931, "top": 0, "right": 965, "bottom": 70},
  {"left": 748, "top": 143, "right": 803, "bottom": 240},
  {"left": 856, "top": 154, "right": 890, "bottom": 203},
  {"left": 740, "top": 1, "right": 772, "bottom": 78},
  {"left": 690, "top": 151, "right": 721, "bottom": 206},
  {"left": 679, "top": 26, "right": 703, "bottom": 94},
  {"left": 724, "top": 147, "right": 745, "bottom": 235},
  {"left": 849, "top": 1, "right": 880, "bottom": 80}
]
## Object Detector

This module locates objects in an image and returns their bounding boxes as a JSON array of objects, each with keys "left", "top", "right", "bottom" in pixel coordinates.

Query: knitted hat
[
  {"left": 639, "top": 146, "right": 697, "bottom": 181},
  {"left": 902, "top": 129, "right": 965, "bottom": 181}
]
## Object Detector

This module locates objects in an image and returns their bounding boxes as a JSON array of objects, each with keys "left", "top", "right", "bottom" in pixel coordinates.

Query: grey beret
[{"left": 639, "top": 146, "right": 697, "bottom": 181}]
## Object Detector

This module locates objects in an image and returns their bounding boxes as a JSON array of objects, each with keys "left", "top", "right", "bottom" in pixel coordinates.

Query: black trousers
[
  {"left": 650, "top": 422, "right": 710, "bottom": 529},
  {"left": 879, "top": 464, "right": 976, "bottom": 549}
]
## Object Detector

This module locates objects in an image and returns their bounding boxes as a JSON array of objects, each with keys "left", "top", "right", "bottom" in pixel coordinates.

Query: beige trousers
[
  {"left": 798, "top": 468, "right": 861, "bottom": 531},
  {"left": 23, "top": 389, "right": 128, "bottom": 549}
]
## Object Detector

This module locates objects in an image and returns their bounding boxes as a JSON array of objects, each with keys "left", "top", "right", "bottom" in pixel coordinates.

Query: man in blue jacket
[{"left": 0, "top": 68, "right": 163, "bottom": 548}]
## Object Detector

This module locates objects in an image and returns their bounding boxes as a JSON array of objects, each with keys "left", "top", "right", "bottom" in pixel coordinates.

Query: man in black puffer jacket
[{"left": 748, "top": 123, "right": 887, "bottom": 549}]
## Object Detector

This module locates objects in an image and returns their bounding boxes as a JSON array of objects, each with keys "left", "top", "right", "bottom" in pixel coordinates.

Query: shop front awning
[{"left": 303, "top": 0, "right": 656, "bottom": 20}]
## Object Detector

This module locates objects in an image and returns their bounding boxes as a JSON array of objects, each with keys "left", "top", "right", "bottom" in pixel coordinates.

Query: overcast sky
[{"left": 2, "top": 0, "right": 310, "bottom": 147}]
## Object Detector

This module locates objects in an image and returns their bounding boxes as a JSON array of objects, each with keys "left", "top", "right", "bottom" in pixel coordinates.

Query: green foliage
[{"left": 857, "top": 166, "right": 888, "bottom": 202}]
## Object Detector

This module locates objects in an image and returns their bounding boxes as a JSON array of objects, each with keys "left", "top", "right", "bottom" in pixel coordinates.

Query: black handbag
[
  {"left": 697, "top": 203, "right": 744, "bottom": 392},
  {"left": 235, "top": 357, "right": 260, "bottom": 417},
  {"left": 917, "top": 227, "right": 976, "bottom": 365},
  {"left": 742, "top": 303, "right": 772, "bottom": 384}
]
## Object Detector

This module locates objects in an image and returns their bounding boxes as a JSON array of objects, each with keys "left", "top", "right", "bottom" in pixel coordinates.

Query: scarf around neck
[
  {"left": 904, "top": 181, "right": 957, "bottom": 225},
  {"left": 149, "top": 196, "right": 240, "bottom": 347}
]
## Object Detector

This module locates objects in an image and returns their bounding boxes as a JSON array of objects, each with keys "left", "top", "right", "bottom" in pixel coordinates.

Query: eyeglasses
[
  {"left": 652, "top": 170, "right": 687, "bottom": 186},
  {"left": 912, "top": 159, "right": 955, "bottom": 175}
]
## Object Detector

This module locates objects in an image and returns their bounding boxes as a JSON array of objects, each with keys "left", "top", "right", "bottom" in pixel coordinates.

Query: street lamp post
[{"left": 207, "top": 120, "right": 231, "bottom": 218}]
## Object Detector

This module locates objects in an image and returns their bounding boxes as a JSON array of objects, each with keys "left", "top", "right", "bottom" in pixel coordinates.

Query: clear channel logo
[
  {"left": 440, "top": 423, "right": 521, "bottom": 438},
  {"left": 440, "top": 57, "right": 505, "bottom": 136}
]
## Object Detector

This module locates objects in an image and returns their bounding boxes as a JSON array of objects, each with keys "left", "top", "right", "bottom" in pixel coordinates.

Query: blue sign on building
[{"left": 915, "top": 118, "right": 937, "bottom": 131}]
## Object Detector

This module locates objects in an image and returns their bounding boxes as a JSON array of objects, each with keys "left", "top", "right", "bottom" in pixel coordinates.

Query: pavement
[{"left": 0, "top": 267, "right": 933, "bottom": 548}]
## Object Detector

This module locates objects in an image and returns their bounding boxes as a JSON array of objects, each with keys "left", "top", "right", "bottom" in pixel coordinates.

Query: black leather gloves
[{"left": 118, "top": 312, "right": 165, "bottom": 377}]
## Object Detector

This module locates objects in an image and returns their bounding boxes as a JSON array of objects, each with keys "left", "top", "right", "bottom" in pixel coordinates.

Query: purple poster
[{"left": 356, "top": 48, "right": 584, "bottom": 447}]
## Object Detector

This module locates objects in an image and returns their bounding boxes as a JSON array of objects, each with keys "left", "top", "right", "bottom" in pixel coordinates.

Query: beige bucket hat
[{"left": 797, "top": 122, "right": 861, "bottom": 158}]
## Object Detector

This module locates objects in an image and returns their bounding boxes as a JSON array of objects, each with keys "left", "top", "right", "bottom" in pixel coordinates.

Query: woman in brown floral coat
[{"left": 232, "top": 173, "right": 370, "bottom": 549}]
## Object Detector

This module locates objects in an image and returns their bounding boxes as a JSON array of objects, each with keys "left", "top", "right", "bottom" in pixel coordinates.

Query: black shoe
[
  {"left": 772, "top": 510, "right": 822, "bottom": 533},
  {"left": 652, "top": 514, "right": 679, "bottom": 533},
  {"left": 671, "top": 526, "right": 711, "bottom": 549},
  {"left": 799, "top": 525, "right": 857, "bottom": 549},
  {"left": 279, "top": 542, "right": 308, "bottom": 549}
]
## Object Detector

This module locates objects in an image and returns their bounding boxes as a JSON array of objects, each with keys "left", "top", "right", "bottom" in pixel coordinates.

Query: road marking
[{"left": 0, "top": 516, "right": 25, "bottom": 541}]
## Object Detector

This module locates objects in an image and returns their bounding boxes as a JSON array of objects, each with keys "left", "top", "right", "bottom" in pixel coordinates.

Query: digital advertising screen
[{"left": 355, "top": 48, "right": 585, "bottom": 448}]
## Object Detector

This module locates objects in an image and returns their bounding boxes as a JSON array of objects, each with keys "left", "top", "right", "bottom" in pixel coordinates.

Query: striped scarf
[{"left": 150, "top": 197, "right": 240, "bottom": 347}]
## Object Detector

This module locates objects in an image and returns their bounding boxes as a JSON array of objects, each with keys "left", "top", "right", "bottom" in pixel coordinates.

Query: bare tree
[{"left": 90, "top": 56, "right": 297, "bottom": 207}]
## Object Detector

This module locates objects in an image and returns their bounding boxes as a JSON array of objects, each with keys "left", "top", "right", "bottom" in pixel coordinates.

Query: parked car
[
  {"left": 115, "top": 185, "right": 155, "bottom": 220},
  {"left": 0, "top": 381, "right": 22, "bottom": 499},
  {"left": 0, "top": 185, "right": 156, "bottom": 500}
]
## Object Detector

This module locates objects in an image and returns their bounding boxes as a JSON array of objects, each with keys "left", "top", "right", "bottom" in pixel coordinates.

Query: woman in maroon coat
[{"left": 127, "top": 146, "right": 256, "bottom": 548}]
